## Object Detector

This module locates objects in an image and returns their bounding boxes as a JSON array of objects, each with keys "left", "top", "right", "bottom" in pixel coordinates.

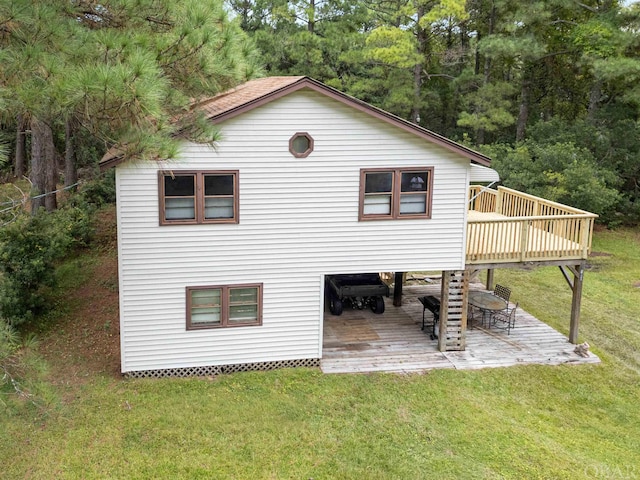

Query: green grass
[
  {"left": 2, "top": 228, "right": 640, "bottom": 479},
  {"left": 494, "top": 228, "right": 640, "bottom": 372}
]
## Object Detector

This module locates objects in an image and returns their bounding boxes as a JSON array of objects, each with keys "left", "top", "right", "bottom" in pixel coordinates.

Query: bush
[
  {"left": 55, "top": 199, "right": 95, "bottom": 248},
  {"left": 0, "top": 202, "right": 94, "bottom": 326},
  {"left": 78, "top": 169, "right": 116, "bottom": 207}
]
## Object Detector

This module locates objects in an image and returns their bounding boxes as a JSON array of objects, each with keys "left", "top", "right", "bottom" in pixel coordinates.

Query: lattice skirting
[{"left": 124, "top": 358, "right": 321, "bottom": 379}]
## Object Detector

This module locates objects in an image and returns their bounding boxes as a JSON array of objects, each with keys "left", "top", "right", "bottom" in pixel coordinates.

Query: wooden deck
[
  {"left": 466, "top": 186, "right": 597, "bottom": 265},
  {"left": 321, "top": 284, "right": 600, "bottom": 374}
]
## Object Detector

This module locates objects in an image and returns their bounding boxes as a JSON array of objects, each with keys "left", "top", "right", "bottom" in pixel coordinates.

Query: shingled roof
[
  {"left": 100, "top": 76, "right": 491, "bottom": 168},
  {"left": 193, "top": 76, "right": 306, "bottom": 121}
]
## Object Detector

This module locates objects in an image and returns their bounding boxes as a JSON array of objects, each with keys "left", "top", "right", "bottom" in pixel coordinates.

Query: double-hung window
[
  {"left": 359, "top": 167, "right": 433, "bottom": 220},
  {"left": 160, "top": 171, "right": 238, "bottom": 225},
  {"left": 186, "top": 284, "right": 262, "bottom": 330}
]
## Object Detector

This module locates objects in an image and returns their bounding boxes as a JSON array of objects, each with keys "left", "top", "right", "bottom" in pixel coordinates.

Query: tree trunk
[
  {"left": 587, "top": 80, "right": 602, "bottom": 120},
  {"left": 516, "top": 67, "right": 531, "bottom": 142},
  {"left": 412, "top": 63, "right": 422, "bottom": 124},
  {"left": 459, "top": 20, "right": 469, "bottom": 76},
  {"left": 474, "top": 32, "right": 481, "bottom": 76},
  {"left": 308, "top": 0, "right": 315, "bottom": 33},
  {"left": 476, "top": 3, "right": 496, "bottom": 145},
  {"left": 14, "top": 114, "right": 27, "bottom": 178},
  {"left": 238, "top": 0, "right": 251, "bottom": 31},
  {"left": 64, "top": 118, "right": 78, "bottom": 191},
  {"left": 475, "top": 52, "right": 492, "bottom": 145},
  {"left": 411, "top": 5, "right": 427, "bottom": 124},
  {"left": 45, "top": 142, "right": 58, "bottom": 211},
  {"left": 30, "top": 117, "right": 57, "bottom": 213}
]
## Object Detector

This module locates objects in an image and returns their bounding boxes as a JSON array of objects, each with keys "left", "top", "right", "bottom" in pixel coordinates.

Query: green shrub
[
  {"left": 0, "top": 202, "right": 94, "bottom": 326},
  {"left": 55, "top": 199, "right": 95, "bottom": 248},
  {"left": 78, "top": 170, "right": 116, "bottom": 207}
]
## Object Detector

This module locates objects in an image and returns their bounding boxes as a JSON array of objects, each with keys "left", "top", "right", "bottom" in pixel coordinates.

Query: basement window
[{"left": 186, "top": 284, "right": 263, "bottom": 330}]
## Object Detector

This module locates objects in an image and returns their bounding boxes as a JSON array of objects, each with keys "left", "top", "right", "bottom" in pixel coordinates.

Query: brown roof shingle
[{"left": 194, "top": 76, "right": 306, "bottom": 120}]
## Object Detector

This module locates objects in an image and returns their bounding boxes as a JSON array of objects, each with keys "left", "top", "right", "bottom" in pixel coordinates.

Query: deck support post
[
  {"left": 559, "top": 263, "right": 584, "bottom": 344},
  {"left": 437, "top": 272, "right": 450, "bottom": 352},
  {"left": 569, "top": 264, "right": 583, "bottom": 344},
  {"left": 393, "top": 272, "right": 404, "bottom": 307},
  {"left": 438, "top": 270, "right": 468, "bottom": 352},
  {"left": 486, "top": 268, "right": 495, "bottom": 291}
]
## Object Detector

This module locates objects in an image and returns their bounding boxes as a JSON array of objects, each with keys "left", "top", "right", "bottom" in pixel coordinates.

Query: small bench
[{"left": 418, "top": 295, "right": 440, "bottom": 340}]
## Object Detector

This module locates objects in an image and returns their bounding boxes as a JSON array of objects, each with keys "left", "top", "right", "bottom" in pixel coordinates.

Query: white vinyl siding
[{"left": 116, "top": 90, "right": 470, "bottom": 373}]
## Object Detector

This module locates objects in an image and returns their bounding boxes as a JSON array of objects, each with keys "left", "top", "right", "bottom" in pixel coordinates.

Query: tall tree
[
  {"left": 230, "top": 0, "right": 372, "bottom": 84},
  {"left": 0, "top": 0, "right": 260, "bottom": 212},
  {"left": 464, "top": 0, "right": 628, "bottom": 143},
  {"left": 574, "top": 2, "right": 640, "bottom": 119},
  {"left": 0, "top": 2, "right": 69, "bottom": 211},
  {"left": 363, "top": 0, "right": 468, "bottom": 124}
]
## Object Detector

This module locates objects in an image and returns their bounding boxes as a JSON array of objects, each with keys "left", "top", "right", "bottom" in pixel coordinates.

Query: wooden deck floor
[{"left": 322, "top": 284, "right": 600, "bottom": 374}]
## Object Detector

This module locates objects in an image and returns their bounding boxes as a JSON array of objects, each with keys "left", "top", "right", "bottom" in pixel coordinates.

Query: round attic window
[{"left": 289, "top": 132, "right": 314, "bottom": 158}]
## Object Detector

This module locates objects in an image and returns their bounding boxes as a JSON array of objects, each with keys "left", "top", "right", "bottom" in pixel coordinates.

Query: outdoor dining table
[{"left": 468, "top": 291, "right": 508, "bottom": 328}]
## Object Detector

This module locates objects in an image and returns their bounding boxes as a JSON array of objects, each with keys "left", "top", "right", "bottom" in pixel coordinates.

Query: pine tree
[{"left": 0, "top": 0, "right": 261, "bottom": 212}]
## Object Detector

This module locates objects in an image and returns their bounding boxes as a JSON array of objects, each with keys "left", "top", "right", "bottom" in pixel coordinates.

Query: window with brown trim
[
  {"left": 186, "top": 284, "right": 263, "bottom": 330},
  {"left": 289, "top": 132, "right": 314, "bottom": 158},
  {"left": 359, "top": 167, "right": 433, "bottom": 220},
  {"left": 159, "top": 171, "right": 239, "bottom": 225}
]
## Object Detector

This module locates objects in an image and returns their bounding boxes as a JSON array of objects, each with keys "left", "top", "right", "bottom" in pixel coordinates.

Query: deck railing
[{"left": 467, "top": 186, "right": 598, "bottom": 264}]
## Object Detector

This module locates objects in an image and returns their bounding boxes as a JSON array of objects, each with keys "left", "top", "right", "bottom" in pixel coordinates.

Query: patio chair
[
  {"left": 492, "top": 302, "right": 518, "bottom": 335},
  {"left": 467, "top": 303, "right": 479, "bottom": 329},
  {"left": 494, "top": 284, "right": 511, "bottom": 303}
]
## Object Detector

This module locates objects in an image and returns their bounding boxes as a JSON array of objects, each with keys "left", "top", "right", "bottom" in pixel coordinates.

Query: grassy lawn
[{"left": 1, "top": 219, "right": 640, "bottom": 479}]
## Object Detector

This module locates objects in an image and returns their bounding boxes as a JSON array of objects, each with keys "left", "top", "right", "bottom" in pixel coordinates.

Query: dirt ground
[{"left": 37, "top": 207, "right": 122, "bottom": 387}]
